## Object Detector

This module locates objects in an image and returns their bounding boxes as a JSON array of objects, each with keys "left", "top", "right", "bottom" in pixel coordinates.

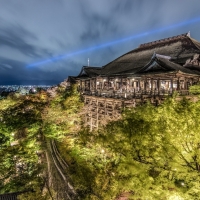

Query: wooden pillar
[
  {"left": 191, "top": 78, "right": 193, "bottom": 86},
  {"left": 170, "top": 79, "right": 173, "bottom": 92},
  {"left": 96, "top": 79, "right": 98, "bottom": 90},
  {"left": 184, "top": 78, "right": 187, "bottom": 90},
  {"left": 112, "top": 103, "right": 114, "bottom": 119},
  {"left": 151, "top": 78, "right": 154, "bottom": 91},
  {"left": 144, "top": 79, "right": 146, "bottom": 91},
  {"left": 138, "top": 80, "right": 141, "bottom": 91},
  {"left": 177, "top": 78, "right": 180, "bottom": 90},
  {"left": 114, "top": 78, "right": 116, "bottom": 90},
  {"left": 157, "top": 79, "right": 160, "bottom": 92},
  {"left": 94, "top": 78, "right": 96, "bottom": 92},
  {"left": 157, "top": 80, "right": 159, "bottom": 90},
  {"left": 93, "top": 78, "right": 95, "bottom": 90},
  {"left": 96, "top": 98, "right": 99, "bottom": 129},
  {"left": 89, "top": 79, "right": 92, "bottom": 91},
  {"left": 84, "top": 80, "right": 86, "bottom": 91},
  {"left": 80, "top": 80, "right": 82, "bottom": 91},
  {"left": 133, "top": 81, "right": 135, "bottom": 89}
]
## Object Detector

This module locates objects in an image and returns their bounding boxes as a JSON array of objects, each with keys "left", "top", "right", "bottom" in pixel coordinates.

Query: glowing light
[
  {"left": 101, "top": 149, "right": 105, "bottom": 153},
  {"left": 27, "top": 16, "right": 200, "bottom": 68},
  {"left": 181, "top": 182, "right": 185, "bottom": 186},
  {"left": 168, "top": 193, "right": 184, "bottom": 200}
]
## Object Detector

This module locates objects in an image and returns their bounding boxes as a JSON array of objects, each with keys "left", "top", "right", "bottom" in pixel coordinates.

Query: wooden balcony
[{"left": 81, "top": 88, "right": 190, "bottom": 100}]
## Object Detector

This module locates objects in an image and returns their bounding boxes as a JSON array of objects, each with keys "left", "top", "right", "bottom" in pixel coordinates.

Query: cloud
[
  {"left": 0, "top": 23, "right": 37, "bottom": 54},
  {"left": 0, "top": 56, "right": 77, "bottom": 84},
  {"left": 0, "top": 64, "right": 13, "bottom": 70},
  {"left": 0, "top": 22, "right": 55, "bottom": 62}
]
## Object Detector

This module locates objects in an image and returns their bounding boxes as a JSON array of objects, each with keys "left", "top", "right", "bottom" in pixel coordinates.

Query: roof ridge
[
  {"left": 189, "top": 37, "right": 200, "bottom": 50},
  {"left": 139, "top": 33, "right": 188, "bottom": 48},
  {"left": 157, "top": 57, "right": 199, "bottom": 74},
  {"left": 82, "top": 66, "right": 101, "bottom": 69}
]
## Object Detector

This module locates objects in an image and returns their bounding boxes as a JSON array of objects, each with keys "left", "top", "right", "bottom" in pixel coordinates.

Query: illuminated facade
[
  {"left": 73, "top": 33, "right": 200, "bottom": 129},
  {"left": 75, "top": 32, "right": 200, "bottom": 98}
]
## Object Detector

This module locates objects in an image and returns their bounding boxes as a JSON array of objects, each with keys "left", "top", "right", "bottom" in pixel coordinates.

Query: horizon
[{"left": 0, "top": 80, "right": 60, "bottom": 86}]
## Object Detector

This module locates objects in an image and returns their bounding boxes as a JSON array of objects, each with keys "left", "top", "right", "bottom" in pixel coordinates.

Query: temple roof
[
  {"left": 100, "top": 32, "right": 200, "bottom": 75},
  {"left": 135, "top": 54, "right": 200, "bottom": 76},
  {"left": 77, "top": 66, "right": 101, "bottom": 78},
  {"left": 66, "top": 76, "right": 76, "bottom": 83}
]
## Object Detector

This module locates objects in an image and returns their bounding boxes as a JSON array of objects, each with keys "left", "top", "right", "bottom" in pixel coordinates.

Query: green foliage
[
  {"left": 0, "top": 96, "right": 45, "bottom": 194},
  {"left": 0, "top": 84, "right": 84, "bottom": 196},
  {"left": 43, "top": 84, "right": 83, "bottom": 139},
  {"left": 189, "top": 82, "right": 200, "bottom": 94},
  {"left": 18, "top": 186, "right": 51, "bottom": 200},
  {"left": 3, "top": 83, "right": 200, "bottom": 199},
  {"left": 57, "top": 96, "right": 200, "bottom": 199},
  {"left": 0, "top": 98, "right": 19, "bottom": 110}
]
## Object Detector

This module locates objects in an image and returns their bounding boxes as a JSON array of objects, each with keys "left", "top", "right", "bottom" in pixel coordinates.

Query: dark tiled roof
[
  {"left": 77, "top": 66, "right": 101, "bottom": 78},
  {"left": 135, "top": 55, "right": 200, "bottom": 76},
  {"left": 190, "top": 37, "right": 200, "bottom": 50},
  {"left": 100, "top": 33, "right": 200, "bottom": 75},
  {"left": 67, "top": 76, "right": 76, "bottom": 83},
  {"left": 158, "top": 57, "right": 200, "bottom": 75}
]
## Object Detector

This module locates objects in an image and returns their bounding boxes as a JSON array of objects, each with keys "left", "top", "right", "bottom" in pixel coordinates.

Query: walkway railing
[{"left": 81, "top": 89, "right": 190, "bottom": 99}]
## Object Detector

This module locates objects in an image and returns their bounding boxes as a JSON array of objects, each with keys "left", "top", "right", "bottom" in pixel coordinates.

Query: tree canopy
[
  {"left": 58, "top": 96, "right": 200, "bottom": 199},
  {"left": 1, "top": 84, "right": 200, "bottom": 200}
]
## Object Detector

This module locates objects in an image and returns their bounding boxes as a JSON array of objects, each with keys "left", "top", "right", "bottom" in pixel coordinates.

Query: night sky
[{"left": 0, "top": 0, "right": 200, "bottom": 85}]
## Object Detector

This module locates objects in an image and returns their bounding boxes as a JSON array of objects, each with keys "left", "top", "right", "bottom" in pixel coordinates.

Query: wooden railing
[{"left": 81, "top": 89, "right": 190, "bottom": 99}]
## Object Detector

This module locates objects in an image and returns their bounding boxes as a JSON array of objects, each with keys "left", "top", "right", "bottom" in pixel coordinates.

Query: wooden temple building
[{"left": 72, "top": 32, "right": 200, "bottom": 129}]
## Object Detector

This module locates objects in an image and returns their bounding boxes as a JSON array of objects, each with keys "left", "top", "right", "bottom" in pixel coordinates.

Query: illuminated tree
[
  {"left": 189, "top": 83, "right": 200, "bottom": 94},
  {"left": 42, "top": 84, "right": 83, "bottom": 139},
  {"left": 2, "top": 83, "right": 200, "bottom": 199},
  {"left": 92, "top": 97, "right": 200, "bottom": 199},
  {"left": 0, "top": 96, "right": 45, "bottom": 194},
  {"left": 58, "top": 96, "right": 200, "bottom": 199}
]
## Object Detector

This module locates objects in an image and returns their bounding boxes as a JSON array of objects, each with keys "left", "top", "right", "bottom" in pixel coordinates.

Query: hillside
[{"left": 1, "top": 84, "right": 200, "bottom": 199}]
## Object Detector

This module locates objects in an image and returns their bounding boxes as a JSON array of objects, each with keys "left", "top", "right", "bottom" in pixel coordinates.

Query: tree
[
  {"left": 189, "top": 83, "right": 200, "bottom": 94},
  {"left": 95, "top": 97, "right": 200, "bottom": 199},
  {"left": 42, "top": 84, "right": 83, "bottom": 139},
  {"left": 0, "top": 95, "right": 45, "bottom": 194},
  {"left": 57, "top": 96, "right": 200, "bottom": 199}
]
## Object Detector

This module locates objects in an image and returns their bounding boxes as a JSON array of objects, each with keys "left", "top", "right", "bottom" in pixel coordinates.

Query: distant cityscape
[{"left": 0, "top": 85, "right": 53, "bottom": 98}]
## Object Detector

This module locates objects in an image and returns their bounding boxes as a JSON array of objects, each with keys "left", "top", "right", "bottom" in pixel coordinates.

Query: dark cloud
[
  {"left": 0, "top": 64, "right": 12, "bottom": 70},
  {"left": 0, "top": 23, "right": 38, "bottom": 57},
  {"left": 0, "top": 57, "right": 62, "bottom": 85},
  {"left": 0, "top": 22, "right": 55, "bottom": 60}
]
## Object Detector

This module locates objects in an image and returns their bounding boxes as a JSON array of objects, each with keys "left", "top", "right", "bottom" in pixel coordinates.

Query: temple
[
  {"left": 70, "top": 32, "right": 200, "bottom": 129},
  {"left": 75, "top": 32, "right": 200, "bottom": 95}
]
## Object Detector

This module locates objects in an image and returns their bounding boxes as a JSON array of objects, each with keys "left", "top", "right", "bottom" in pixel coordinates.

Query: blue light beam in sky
[{"left": 27, "top": 16, "right": 200, "bottom": 68}]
